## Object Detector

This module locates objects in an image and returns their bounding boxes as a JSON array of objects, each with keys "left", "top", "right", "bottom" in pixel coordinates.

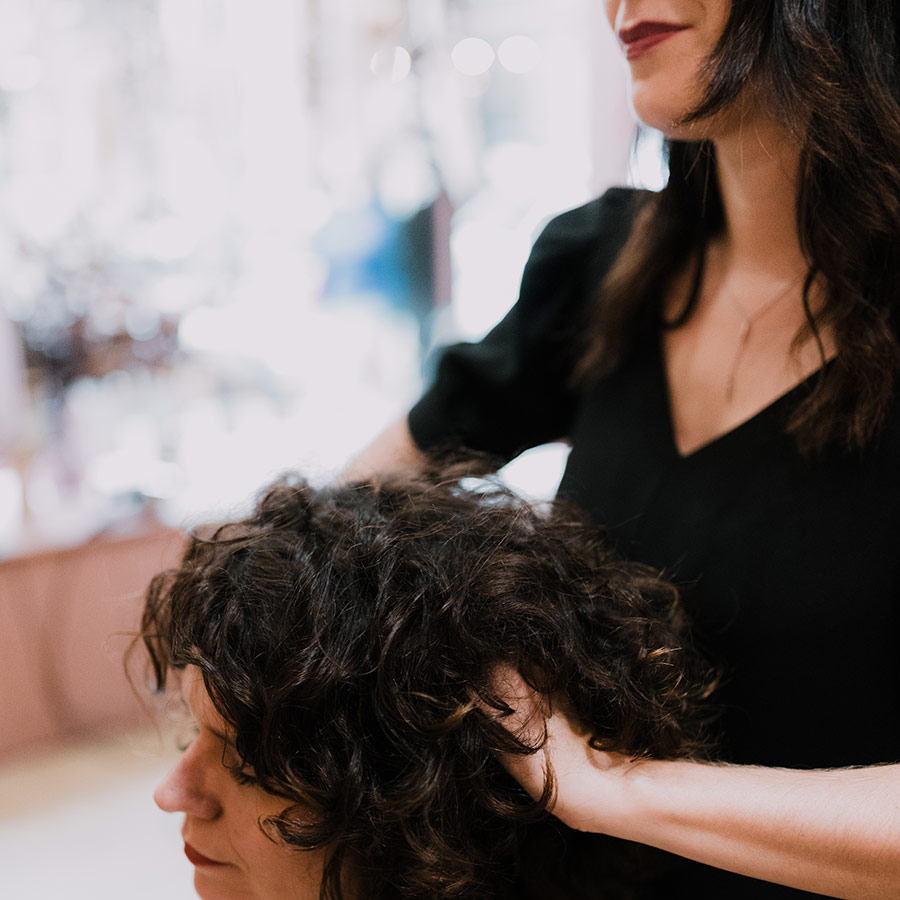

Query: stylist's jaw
[
  {"left": 605, "top": 0, "right": 732, "bottom": 137},
  {"left": 153, "top": 667, "right": 328, "bottom": 900}
]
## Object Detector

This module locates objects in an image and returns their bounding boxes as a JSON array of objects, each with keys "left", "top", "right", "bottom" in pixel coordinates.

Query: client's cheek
[
  {"left": 233, "top": 797, "right": 341, "bottom": 900},
  {"left": 236, "top": 834, "right": 329, "bottom": 900}
]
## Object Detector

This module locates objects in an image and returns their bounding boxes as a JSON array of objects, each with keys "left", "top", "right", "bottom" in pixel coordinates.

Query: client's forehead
[{"left": 180, "top": 666, "right": 227, "bottom": 734}]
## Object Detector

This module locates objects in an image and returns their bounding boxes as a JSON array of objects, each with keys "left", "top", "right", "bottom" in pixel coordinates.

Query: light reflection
[
  {"left": 498, "top": 35, "right": 540, "bottom": 74},
  {"left": 370, "top": 46, "right": 413, "bottom": 83},
  {"left": 451, "top": 37, "right": 495, "bottom": 76}
]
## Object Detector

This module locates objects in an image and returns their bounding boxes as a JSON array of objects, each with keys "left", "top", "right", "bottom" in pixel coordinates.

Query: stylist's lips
[
  {"left": 184, "top": 843, "right": 227, "bottom": 867},
  {"left": 618, "top": 21, "right": 690, "bottom": 60}
]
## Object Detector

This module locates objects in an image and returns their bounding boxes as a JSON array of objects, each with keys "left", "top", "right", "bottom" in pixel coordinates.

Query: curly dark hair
[
  {"left": 139, "top": 473, "right": 713, "bottom": 899},
  {"left": 581, "top": 0, "right": 900, "bottom": 455}
]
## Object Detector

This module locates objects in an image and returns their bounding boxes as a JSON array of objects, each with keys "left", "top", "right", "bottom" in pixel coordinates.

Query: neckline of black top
[{"left": 651, "top": 336, "right": 834, "bottom": 462}]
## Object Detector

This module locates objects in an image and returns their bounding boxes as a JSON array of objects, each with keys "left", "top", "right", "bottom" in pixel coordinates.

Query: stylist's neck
[{"left": 711, "top": 108, "right": 806, "bottom": 280}]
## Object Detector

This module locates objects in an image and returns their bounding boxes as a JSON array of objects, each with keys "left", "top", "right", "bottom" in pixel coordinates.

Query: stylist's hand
[
  {"left": 493, "top": 664, "right": 900, "bottom": 899},
  {"left": 490, "top": 664, "right": 640, "bottom": 834}
]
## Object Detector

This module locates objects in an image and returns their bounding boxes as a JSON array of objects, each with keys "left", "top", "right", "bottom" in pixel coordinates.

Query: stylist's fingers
[
  {"left": 489, "top": 663, "right": 549, "bottom": 741},
  {"left": 483, "top": 664, "right": 632, "bottom": 831},
  {"left": 484, "top": 665, "right": 595, "bottom": 802},
  {"left": 485, "top": 664, "right": 552, "bottom": 800}
]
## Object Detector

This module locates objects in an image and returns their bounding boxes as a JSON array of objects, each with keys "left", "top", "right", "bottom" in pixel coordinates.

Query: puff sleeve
[{"left": 408, "top": 187, "right": 641, "bottom": 463}]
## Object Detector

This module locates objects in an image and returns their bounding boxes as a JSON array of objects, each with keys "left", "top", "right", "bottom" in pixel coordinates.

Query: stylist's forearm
[
  {"left": 603, "top": 758, "right": 900, "bottom": 900},
  {"left": 339, "top": 417, "right": 426, "bottom": 483}
]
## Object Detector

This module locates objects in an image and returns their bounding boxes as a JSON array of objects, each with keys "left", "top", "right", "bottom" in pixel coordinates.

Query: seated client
[{"left": 140, "top": 473, "right": 712, "bottom": 900}]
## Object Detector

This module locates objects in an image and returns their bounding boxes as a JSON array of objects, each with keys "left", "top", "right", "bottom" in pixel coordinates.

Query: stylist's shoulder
[{"left": 341, "top": 188, "right": 647, "bottom": 485}]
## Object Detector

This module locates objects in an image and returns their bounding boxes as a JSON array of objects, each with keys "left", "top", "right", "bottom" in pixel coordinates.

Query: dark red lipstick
[
  {"left": 184, "top": 842, "right": 227, "bottom": 867},
  {"left": 618, "top": 21, "right": 690, "bottom": 61}
]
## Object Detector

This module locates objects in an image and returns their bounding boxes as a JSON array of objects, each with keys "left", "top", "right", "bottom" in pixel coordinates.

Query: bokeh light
[
  {"left": 370, "top": 46, "right": 413, "bottom": 83},
  {"left": 451, "top": 37, "right": 495, "bottom": 76},
  {"left": 498, "top": 35, "right": 541, "bottom": 74}
]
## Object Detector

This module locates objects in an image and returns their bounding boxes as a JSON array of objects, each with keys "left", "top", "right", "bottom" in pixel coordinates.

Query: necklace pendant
[{"left": 720, "top": 270, "right": 804, "bottom": 405}]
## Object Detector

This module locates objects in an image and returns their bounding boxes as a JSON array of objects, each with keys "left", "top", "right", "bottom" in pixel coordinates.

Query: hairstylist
[{"left": 344, "top": 2, "right": 900, "bottom": 898}]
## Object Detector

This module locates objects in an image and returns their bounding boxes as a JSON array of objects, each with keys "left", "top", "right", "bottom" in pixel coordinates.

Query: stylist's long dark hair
[{"left": 581, "top": 0, "right": 900, "bottom": 455}]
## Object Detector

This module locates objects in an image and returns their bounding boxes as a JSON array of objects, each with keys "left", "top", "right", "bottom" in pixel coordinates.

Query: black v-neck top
[{"left": 408, "top": 188, "right": 900, "bottom": 899}]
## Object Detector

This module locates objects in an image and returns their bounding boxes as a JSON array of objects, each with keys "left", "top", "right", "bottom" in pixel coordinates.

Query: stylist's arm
[
  {"left": 496, "top": 667, "right": 900, "bottom": 900},
  {"left": 340, "top": 417, "right": 426, "bottom": 485}
]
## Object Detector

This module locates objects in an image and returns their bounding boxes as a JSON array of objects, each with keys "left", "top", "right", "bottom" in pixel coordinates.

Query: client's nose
[{"left": 154, "top": 749, "right": 221, "bottom": 820}]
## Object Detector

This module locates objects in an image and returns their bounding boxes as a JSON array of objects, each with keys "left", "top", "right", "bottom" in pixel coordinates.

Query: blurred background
[{"left": 0, "top": 0, "right": 663, "bottom": 896}]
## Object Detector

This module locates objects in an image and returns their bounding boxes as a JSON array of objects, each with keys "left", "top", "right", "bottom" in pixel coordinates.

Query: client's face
[{"left": 154, "top": 668, "right": 326, "bottom": 900}]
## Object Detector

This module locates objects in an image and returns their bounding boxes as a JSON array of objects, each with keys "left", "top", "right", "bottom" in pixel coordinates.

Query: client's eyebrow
[
  {"left": 208, "top": 724, "right": 238, "bottom": 750},
  {"left": 176, "top": 684, "right": 241, "bottom": 755}
]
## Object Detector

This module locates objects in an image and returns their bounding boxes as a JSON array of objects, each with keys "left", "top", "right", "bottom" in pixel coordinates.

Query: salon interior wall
[
  {"left": 0, "top": 0, "right": 638, "bottom": 545},
  {"left": 0, "top": 0, "right": 638, "bottom": 759}
]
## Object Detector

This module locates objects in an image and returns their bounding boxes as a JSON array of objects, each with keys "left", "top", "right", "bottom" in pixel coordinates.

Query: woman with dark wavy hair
[
  {"left": 344, "top": 1, "right": 900, "bottom": 897},
  {"left": 141, "top": 474, "right": 712, "bottom": 900}
]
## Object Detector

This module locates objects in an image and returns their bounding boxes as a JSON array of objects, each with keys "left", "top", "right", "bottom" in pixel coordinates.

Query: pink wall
[{"left": 0, "top": 525, "right": 184, "bottom": 762}]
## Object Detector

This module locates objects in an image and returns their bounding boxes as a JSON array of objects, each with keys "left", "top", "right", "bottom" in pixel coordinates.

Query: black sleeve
[{"left": 408, "top": 187, "right": 643, "bottom": 463}]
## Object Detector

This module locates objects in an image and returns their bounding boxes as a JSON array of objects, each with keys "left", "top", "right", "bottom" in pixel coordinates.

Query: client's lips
[
  {"left": 618, "top": 21, "right": 690, "bottom": 60},
  {"left": 184, "top": 842, "right": 227, "bottom": 867}
]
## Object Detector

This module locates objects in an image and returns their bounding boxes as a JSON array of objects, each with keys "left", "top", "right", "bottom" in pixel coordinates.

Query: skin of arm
[
  {"left": 339, "top": 417, "right": 427, "bottom": 484},
  {"left": 495, "top": 667, "right": 900, "bottom": 900}
]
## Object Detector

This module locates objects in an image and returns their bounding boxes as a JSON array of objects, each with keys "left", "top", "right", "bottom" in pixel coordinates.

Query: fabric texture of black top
[{"left": 408, "top": 188, "right": 900, "bottom": 899}]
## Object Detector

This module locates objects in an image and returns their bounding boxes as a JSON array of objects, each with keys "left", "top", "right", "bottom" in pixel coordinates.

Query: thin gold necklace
[{"left": 723, "top": 276, "right": 804, "bottom": 401}]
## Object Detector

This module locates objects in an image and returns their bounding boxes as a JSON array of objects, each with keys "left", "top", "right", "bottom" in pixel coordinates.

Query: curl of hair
[
  {"left": 139, "top": 473, "right": 714, "bottom": 899},
  {"left": 580, "top": 0, "right": 900, "bottom": 455}
]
